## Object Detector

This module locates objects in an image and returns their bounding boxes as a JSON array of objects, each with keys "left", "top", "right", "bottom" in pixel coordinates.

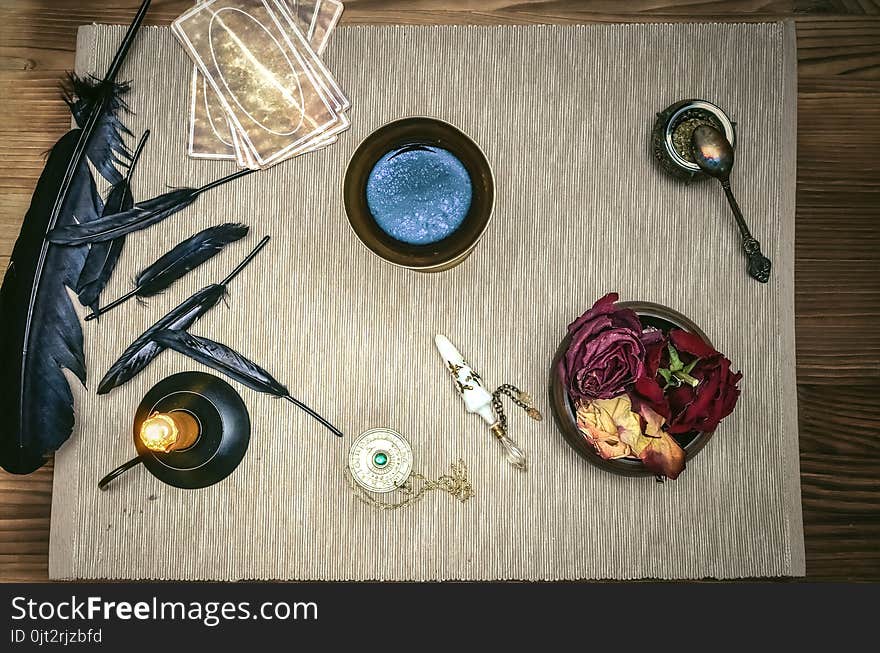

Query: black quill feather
[
  {"left": 86, "top": 222, "right": 249, "bottom": 321},
  {"left": 152, "top": 330, "right": 343, "bottom": 438},
  {"left": 47, "top": 168, "right": 254, "bottom": 245},
  {"left": 76, "top": 129, "right": 150, "bottom": 314},
  {"left": 97, "top": 284, "right": 226, "bottom": 394},
  {"left": 152, "top": 330, "right": 288, "bottom": 396},
  {"left": 0, "top": 134, "right": 97, "bottom": 473},
  {"left": 64, "top": 74, "right": 132, "bottom": 186},
  {"left": 97, "top": 236, "right": 269, "bottom": 395},
  {"left": 0, "top": 0, "right": 150, "bottom": 474}
]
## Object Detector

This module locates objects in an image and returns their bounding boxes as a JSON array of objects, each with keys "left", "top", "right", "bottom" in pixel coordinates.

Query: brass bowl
[
  {"left": 342, "top": 117, "right": 495, "bottom": 272},
  {"left": 548, "top": 301, "right": 715, "bottom": 477}
]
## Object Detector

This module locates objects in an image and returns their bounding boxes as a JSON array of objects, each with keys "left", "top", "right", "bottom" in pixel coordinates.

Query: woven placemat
[{"left": 50, "top": 22, "right": 802, "bottom": 580}]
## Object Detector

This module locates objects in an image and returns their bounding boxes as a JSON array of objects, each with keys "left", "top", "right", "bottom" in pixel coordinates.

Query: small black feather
[
  {"left": 86, "top": 222, "right": 249, "bottom": 320},
  {"left": 49, "top": 187, "right": 199, "bottom": 245},
  {"left": 152, "top": 329, "right": 343, "bottom": 438},
  {"left": 96, "top": 284, "right": 227, "bottom": 394},
  {"left": 77, "top": 237, "right": 126, "bottom": 312},
  {"left": 76, "top": 130, "right": 150, "bottom": 313},
  {"left": 152, "top": 330, "right": 289, "bottom": 397},
  {"left": 97, "top": 236, "right": 269, "bottom": 395},
  {"left": 137, "top": 223, "right": 249, "bottom": 295},
  {"left": 47, "top": 169, "right": 253, "bottom": 245}
]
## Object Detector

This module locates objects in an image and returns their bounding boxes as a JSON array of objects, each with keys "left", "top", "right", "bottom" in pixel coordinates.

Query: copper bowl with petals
[{"left": 548, "top": 301, "right": 716, "bottom": 477}]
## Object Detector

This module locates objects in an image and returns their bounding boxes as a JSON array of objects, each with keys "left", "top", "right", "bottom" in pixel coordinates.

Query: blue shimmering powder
[{"left": 366, "top": 145, "right": 473, "bottom": 245}]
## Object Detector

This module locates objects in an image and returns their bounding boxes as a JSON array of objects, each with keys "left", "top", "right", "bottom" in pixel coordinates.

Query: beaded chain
[
  {"left": 491, "top": 384, "right": 543, "bottom": 437},
  {"left": 345, "top": 459, "right": 474, "bottom": 511}
]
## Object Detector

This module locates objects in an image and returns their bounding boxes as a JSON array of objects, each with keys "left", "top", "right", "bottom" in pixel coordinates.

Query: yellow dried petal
[
  {"left": 576, "top": 395, "right": 644, "bottom": 460},
  {"left": 639, "top": 431, "right": 686, "bottom": 479}
]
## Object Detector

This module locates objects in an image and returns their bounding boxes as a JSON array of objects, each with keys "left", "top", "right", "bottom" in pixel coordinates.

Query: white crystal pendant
[{"left": 496, "top": 433, "right": 528, "bottom": 471}]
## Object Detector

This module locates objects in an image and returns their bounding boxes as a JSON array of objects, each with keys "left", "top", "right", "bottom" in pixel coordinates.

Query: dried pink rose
[{"left": 559, "top": 293, "right": 645, "bottom": 400}]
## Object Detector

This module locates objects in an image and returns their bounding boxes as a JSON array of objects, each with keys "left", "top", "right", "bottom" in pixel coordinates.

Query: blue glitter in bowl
[{"left": 365, "top": 145, "right": 473, "bottom": 245}]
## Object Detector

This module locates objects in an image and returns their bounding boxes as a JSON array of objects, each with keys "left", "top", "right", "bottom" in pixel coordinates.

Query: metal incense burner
[
  {"left": 652, "top": 99, "right": 771, "bottom": 283},
  {"left": 652, "top": 99, "right": 737, "bottom": 181}
]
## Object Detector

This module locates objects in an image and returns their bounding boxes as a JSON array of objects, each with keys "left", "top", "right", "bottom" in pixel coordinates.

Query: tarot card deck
[{"left": 175, "top": 0, "right": 348, "bottom": 168}]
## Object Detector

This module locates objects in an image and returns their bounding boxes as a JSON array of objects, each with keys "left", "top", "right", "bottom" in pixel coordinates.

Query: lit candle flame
[
  {"left": 139, "top": 411, "right": 199, "bottom": 453},
  {"left": 139, "top": 413, "right": 179, "bottom": 452}
]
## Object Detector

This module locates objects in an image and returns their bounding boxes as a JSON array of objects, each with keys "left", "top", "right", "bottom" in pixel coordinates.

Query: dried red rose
[
  {"left": 628, "top": 329, "right": 742, "bottom": 435},
  {"left": 559, "top": 293, "right": 645, "bottom": 400},
  {"left": 665, "top": 330, "right": 742, "bottom": 434}
]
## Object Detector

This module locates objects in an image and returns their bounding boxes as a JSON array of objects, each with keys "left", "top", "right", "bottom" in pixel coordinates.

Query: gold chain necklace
[{"left": 345, "top": 458, "right": 474, "bottom": 510}]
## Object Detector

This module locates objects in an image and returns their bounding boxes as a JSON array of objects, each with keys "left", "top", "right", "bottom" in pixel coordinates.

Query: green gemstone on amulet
[{"left": 373, "top": 452, "right": 388, "bottom": 467}]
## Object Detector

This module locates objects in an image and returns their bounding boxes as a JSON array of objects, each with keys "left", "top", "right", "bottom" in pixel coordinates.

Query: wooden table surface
[{"left": 0, "top": 0, "right": 877, "bottom": 582}]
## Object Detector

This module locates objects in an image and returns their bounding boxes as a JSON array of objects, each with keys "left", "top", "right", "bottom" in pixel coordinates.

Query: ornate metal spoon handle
[{"left": 720, "top": 180, "right": 772, "bottom": 283}]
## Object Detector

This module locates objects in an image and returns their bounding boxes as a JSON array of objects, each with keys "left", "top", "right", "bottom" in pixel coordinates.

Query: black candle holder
[{"left": 98, "top": 371, "right": 250, "bottom": 490}]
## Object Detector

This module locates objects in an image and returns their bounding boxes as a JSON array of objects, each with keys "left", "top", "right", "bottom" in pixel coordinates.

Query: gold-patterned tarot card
[
  {"left": 186, "top": 0, "right": 346, "bottom": 167},
  {"left": 231, "top": 110, "right": 342, "bottom": 169},
  {"left": 228, "top": 117, "right": 260, "bottom": 168},
  {"left": 226, "top": 87, "right": 340, "bottom": 168},
  {"left": 276, "top": 0, "right": 313, "bottom": 34},
  {"left": 188, "top": 64, "right": 237, "bottom": 159},
  {"left": 268, "top": 0, "right": 349, "bottom": 114},
  {"left": 230, "top": 0, "right": 349, "bottom": 167},
  {"left": 185, "top": 0, "right": 322, "bottom": 161},
  {"left": 291, "top": 0, "right": 318, "bottom": 41},
  {"left": 174, "top": 0, "right": 344, "bottom": 167},
  {"left": 310, "top": 0, "right": 343, "bottom": 56},
  {"left": 225, "top": 74, "right": 341, "bottom": 168}
]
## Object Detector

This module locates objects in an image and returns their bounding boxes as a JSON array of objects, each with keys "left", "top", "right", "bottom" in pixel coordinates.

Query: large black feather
[
  {"left": 47, "top": 169, "right": 253, "bottom": 245},
  {"left": 152, "top": 330, "right": 343, "bottom": 438},
  {"left": 0, "top": 134, "right": 97, "bottom": 473},
  {"left": 64, "top": 75, "right": 132, "bottom": 186},
  {"left": 86, "top": 222, "right": 248, "bottom": 321},
  {"left": 77, "top": 129, "right": 151, "bottom": 314},
  {"left": 97, "top": 236, "right": 269, "bottom": 395},
  {"left": 0, "top": 0, "right": 150, "bottom": 474},
  {"left": 152, "top": 330, "right": 288, "bottom": 397}
]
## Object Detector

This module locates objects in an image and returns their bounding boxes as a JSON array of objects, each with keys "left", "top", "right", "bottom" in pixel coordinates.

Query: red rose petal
[
  {"left": 669, "top": 329, "right": 717, "bottom": 359},
  {"left": 628, "top": 376, "right": 671, "bottom": 419}
]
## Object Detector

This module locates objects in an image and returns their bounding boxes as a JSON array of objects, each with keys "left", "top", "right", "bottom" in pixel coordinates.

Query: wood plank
[
  {"left": 796, "top": 16, "right": 880, "bottom": 77},
  {"left": 799, "top": 384, "right": 880, "bottom": 580},
  {"left": 794, "top": 76, "right": 880, "bottom": 383},
  {"left": 0, "top": 461, "right": 50, "bottom": 582}
]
